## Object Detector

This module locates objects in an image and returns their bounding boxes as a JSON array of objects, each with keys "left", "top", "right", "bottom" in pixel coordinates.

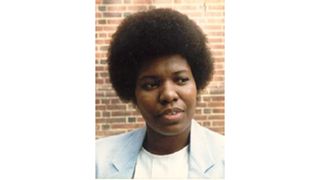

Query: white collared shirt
[{"left": 133, "top": 145, "right": 189, "bottom": 179}]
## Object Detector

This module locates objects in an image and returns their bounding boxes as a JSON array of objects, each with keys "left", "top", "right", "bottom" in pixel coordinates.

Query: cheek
[
  {"left": 185, "top": 85, "right": 198, "bottom": 112},
  {"left": 184, "top": 83, "right": 197, "bottom": 103},
  {"left": 135, "top": 91, "right": 157, "bottom": 116}
]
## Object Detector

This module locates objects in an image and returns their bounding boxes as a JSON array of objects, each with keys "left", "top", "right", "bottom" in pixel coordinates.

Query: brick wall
[{"left": 96, "top": 0, "right": 224, "bottom": 139}]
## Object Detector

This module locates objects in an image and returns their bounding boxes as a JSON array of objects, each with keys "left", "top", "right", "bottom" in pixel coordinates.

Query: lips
[{"left": 157, "top": 107, "right": 184, "bottom": 121}]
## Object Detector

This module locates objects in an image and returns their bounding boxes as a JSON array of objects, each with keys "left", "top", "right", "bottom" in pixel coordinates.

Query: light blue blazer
[{"left": 96, "top": 120, "right": 224, "bottom": 179}]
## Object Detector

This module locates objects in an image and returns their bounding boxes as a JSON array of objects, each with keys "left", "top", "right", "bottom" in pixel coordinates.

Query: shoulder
[
  {"left": 199, "top": 125, "right": 224, "bottom": 147},
  {"left": 96, "top": 128, "right": 146, "bottom": 178},
  {"left": 96, "top": 130, "right": 134, "bottom": 149},
  {"left": 96, "top": 128, "right": 144, "bottom": 157},
  {"left": 192, "top": 120, "right": 224, "bottom": 159},
  {"left": 192, "top": 120, "right": 224, "bottom": 145}
]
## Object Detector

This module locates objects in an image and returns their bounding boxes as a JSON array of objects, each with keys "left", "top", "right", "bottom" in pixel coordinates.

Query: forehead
[{"left": 138, "top": 55, "right": 191, "bottom": 76}]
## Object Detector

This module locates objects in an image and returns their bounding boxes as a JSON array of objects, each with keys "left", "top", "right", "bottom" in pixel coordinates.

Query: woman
[{"left": 96, "top": 8, "right": 224, "bottom": 179}]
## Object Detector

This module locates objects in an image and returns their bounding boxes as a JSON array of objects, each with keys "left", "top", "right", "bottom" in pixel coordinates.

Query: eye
[
  {"left": 141, "top": 81, "right": 159, "bottom": 90},
  {"left": 176, "top": 77, "right": 189, "bottom": 85}
]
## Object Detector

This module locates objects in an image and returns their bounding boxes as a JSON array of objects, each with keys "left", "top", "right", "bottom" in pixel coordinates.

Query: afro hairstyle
[{"left": 107, "top": 8, "right": 214, "bottom": 102}]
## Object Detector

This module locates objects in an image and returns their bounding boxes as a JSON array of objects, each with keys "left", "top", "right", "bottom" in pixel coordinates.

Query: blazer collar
[
  {"left": 109, "top": 120, "right": 216, "bottom": 178},
  {"left": 189, "top": 120, "right": 216, "bottom": 177}
]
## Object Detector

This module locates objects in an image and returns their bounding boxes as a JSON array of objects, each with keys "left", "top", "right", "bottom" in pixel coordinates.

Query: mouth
[{"left": 157, "top": 108, "right": 184, "bottom": 121}]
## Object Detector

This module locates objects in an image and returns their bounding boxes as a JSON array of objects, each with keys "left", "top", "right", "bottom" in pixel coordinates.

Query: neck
[{"left": 143, "top": 126, "right": 191, "bottom": 155}]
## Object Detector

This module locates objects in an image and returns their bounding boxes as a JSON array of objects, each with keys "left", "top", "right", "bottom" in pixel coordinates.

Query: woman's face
[{"left": 135, "top": 54, "right": 197, "bottom": 136}]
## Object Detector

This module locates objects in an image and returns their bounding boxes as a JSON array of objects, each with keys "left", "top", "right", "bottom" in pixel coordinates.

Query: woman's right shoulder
[
  {"left": 96, "top": 127, "right": 146, "bottom": 166},
  {"left": 96, "top": 127, "right": 144, "bottom": 151}
]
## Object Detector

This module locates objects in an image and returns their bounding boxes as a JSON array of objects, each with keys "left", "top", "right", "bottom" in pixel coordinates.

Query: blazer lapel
[
  {"left": 111, "top": 127, "right": 146, "bottom": 178},
  {"left": 189, "top": 120, "right": 216, "bottom": 178}
]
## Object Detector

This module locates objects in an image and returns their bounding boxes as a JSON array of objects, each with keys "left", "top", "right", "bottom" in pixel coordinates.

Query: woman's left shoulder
[
  {"left": 192, "top": 120, "right": 224, "bottom": 144},
  {"left": 201, "top": 126, "right": 224, "bottom": 144}
]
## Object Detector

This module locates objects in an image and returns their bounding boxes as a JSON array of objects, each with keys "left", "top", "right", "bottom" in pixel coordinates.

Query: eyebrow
[
  {"left": 137, "top": 70, "right": 189, "bottom": 81},
  {"left": 137, "top": 75, "right": 158, "bottom": 82},
  {"left": 173, "top": 70, "right": 189, "bottom": 75}
]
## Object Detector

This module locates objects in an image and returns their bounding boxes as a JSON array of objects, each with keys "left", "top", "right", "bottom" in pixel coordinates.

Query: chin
[{"left": 154, "top": 123, "right": 191, "bottom": 136}]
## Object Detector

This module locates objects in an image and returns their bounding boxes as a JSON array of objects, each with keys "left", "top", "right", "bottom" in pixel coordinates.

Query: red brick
[
  {"left": 111, "top": 99, "right": 121, "bottom": 104},
  {"left": 206, "top": 0, "right": 224, "bottom": 3},
  {"left": 96, "top": 118, "right": 106, "bottom": 123},
  {"left": 206, "top": 11, "right": 224, "bottom": 17},
  {"left": 211, "top": 121, "right": 224, "bottom": 126},
  {"left": 97, "top": 19, "right": 106, "bottom": 24},
  {"left": 111, "top": 111, "right": 131, "bottom": 116},
  {"left": 128, "top": 5, "right": 148, "bottom": 11},
  {"left": 183, "top": 11, "right": 203, "bottom": 17},
  {"left": 111, "top": 123, "right": 144, "bottom": 129},
  {"left": 202, "top": 121, "right": 211, "bottom": 126},
  {"left": 103, "top": 112, "right": 110, "bottom": 117},
  {"left": 213, "top": 76, "right": 224, "bottom": 81},
  {"left": 105, "top": 91, "right": 116, "bottom": 96},
  {"left": 102, "top": 124, "right": 110, "bottom": 130},
  {"left": 207, "top": 31, "right": 224, "bottom": 36},
  {"left": 203, "top": 108, "right": 212, "bottom": 114},
  {"left": 208, "top": 38, "right": 223, "bottom": 43},
  {"left": 96, "top": 99, "right": 101, "bottom": 104},
  {"left": 132, "top": 0, "right": 152, "bottom": 3},
  {"left": 96, "top": 26, "right": 104, "bottom": 31},
  {"left": 107, "top": 6, "right": 126, "bottom": 11},
  {"left": 99, "top": 72, "right": 109, "bottom": 77},
  {"left": 96, "top": 79, "right": 104, "bottom": 84},
  {"left": 153, "top": 0, "right": 173, "bottom": 3},
  {"left": 212, "top": 51, "right": 224, "bottom": 57},
  {"left": 96, "top": 92, "right": 105, "bottom": 97},
  {"left": 175, "top": 5, "right": 197, "bottom": 11},
  {"left": 210, "top": 44, "right": 224, "bottom": 49},
  {"left": 208, "top": 101, "right": 224, "bottom": 107},
  {"left": 106, "top": 104, "right": 126, "bottom": 110},
  {"left": 137, "top": 117, "right": 145, "bottom": 122},
  {"left": 102, "top": 0, "right": 122, "bottom": 4},
  {"left": 175, "top": 0, "right": 198, "bottom": 3},
  {"left": 96, "top": 39, "right": 108, "bottom": 44},
  {"left": 98, "top": 5, "right": 106, "bottom": 11},
  {"left": 101, "top": 130, "right": 126, "bottom": 137},
  {"left": 194, "top": 115, "right": 207, "bottom": 120},
  {"left": 204, "top": 25, "right": 223, "bottom": 30},
  {"left": 96, "top": 13, "right": 102, "bottom": 18},
  {"left": 96, "top": 105, "right": 106, "bottom": 111},
  {"left": 98, "top": 33, "right": 107, "bottom": 38},
  {"left": 214, "top": 63, "right": 224, "bottom": 69},
  {"left": 104, "top": 26, "right": 117, "bottom": 32},
  {"left": 103, "top": 12, "right": 122, "bottom": 18},
  {"left": 209, "top": 115, "right": 224, "bottom": 120},
  {"left": 128, "top": 117, "right": 136, "bottom": 123},
  {"left": 208, "top": 5, "right": 224, "bottom": 10},
  {"left": 214, "top": 70, "right": 224, "bottom": 76},
  {"left": 213, "top": 108, "right": 224, "bottom": 113},
  {"left": 106, "top": 117, "right": 126, "bottom": 123},
  {"left": 107, "top": 19, "right": 123, "bottom": 25}
]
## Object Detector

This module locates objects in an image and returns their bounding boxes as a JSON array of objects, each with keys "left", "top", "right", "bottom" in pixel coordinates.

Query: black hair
[{"left": 108, "top": 8, "right": 214, "bottom": 102}]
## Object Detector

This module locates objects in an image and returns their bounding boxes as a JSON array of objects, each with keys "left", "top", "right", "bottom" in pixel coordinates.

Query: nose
[{"left": 159, "top": 81, "right": 178, "bottom": 105}]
